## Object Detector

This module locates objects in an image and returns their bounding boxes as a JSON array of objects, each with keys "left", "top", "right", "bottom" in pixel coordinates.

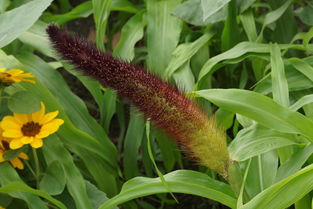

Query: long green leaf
[
  {"left": 229, "top": 124, "right": 296, "bottom": 161},
  {"left": 240, "top": 9, "right": 257, "bottom": 42},
  {"left": 276, "top": 145, "right": 313, "bottom": 181},
  {"left": 257, "top": 0, "right": 294, "bottom": 42},
  {"left": 98, "top": 170, "right": 236, "bottom": 209},
  {"left": 193, "top": 89, "right": 313, "bottom": 140},
  {"left": 198, "top": 42, "right": 311, "bottom": 82},
  {"left": 240, "top": 164, "right": 313, "bottom": 209},
  {"left": 290, "top": 94, "right": 313, "bottom": 111},
  {"left": 113, "top": 11, "right": 146, "bottom": 61},
  {"left": 0, "top": 163, "right": 49, "bottom": 209},
  {"left": 243, "top": 151, "right": 278, "bottom": 200},
  {"left": 0, "top": 0, "right": 52, "bottom": 48},
  {"left": 221, "top": 0, "right": 240, "bottom": 51},
  {"left": 18, "top": 21, "right": 54, "bottom": 57},
  {"left": 43, "top": 136, "right": 94, "bottom": 209},
  {"left": 123, "top": 108, "right": 145, "bottom": 179},
  {"left": 254, "top": 66, "right": 313, "bottom": 95},
  {"left": 165, "top": 32, "right": 214, "bottom": 78},
  {"left": 198, "top": 42, "right": 270, "bottom": 81},
  {"left": 43, "top": 1, "right": 93, "bottom": 25},
  {"left": 172, "top": 0, "right": 227, "bottom": 26},
  {"left": 173, "top": 61, "right": 195, "bottom": 92},
  {"left": 263, "top": 0, "right": 293, "bottom": 27},
  {"left": 289, "top": 58, "right": 313, "bottom": 82},
  {"left": 146, "top": 0, "right": 182, "bottom": 79},
  {"left": 200, "top": 0, "right": 230, "bottom": 21},
  {"left": 146, "top": 121, "right": 177, "bottom": 202},
  {"left": 0, "top": 181, "right": 67, "bottom": 209},
  {"left": 270, "top": 43, "right": 289, "bottom": 107},
  {"left": 92, "top": 0, "right": 112, "bottom": 51}
]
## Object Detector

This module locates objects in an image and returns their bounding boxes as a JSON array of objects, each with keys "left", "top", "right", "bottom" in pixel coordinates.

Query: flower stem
[
  {"left": 24, "top": 161, "right": 36, "bottom": 177},
  {"left": 0, "top": 88, "right": 3, "bottom": 109},
  {"left": 32, "top": 148, "right": 40, "bottom": 188}
]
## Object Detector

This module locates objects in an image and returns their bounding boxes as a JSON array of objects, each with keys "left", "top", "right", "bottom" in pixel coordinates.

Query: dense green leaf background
[{"left": 0, "top": 0, "right": 313, "bottom": 209}]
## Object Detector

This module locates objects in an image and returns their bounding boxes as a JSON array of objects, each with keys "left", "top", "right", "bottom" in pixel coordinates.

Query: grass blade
[
  {"left": 92, "top": 0, "right": 112, "bottom": 51},
  {"left": 113, "top": 11, "right": 146, "bottom": 61},
  {"left": 229, "top": 124, "right": 296, "bottom": 161},
  {"left": 276, "top": 145, "right": 313, "bottom": 181},
  {"left": 165, "top": 31, "right": 214, "bottom": 78},
  {"left": 270, "top": 43, "right": 289, "bottom": 106},
  {"left": 0, "top": 0, "right": 52, "bottom": 48},
  {"left": 98, "top": 170, "right": 236, "bottom": 209},
  {"left": 0, "top": 164, "right": 49, "bottom": 209},
  {"left": 193, "top": 89, "right": 313, "bottom": 140},
  {"left": 146, "top": 0, "right": 182, "bottom": 79},
  {"left": 241, "top": 164, "right": 313, "bottom": 209}
]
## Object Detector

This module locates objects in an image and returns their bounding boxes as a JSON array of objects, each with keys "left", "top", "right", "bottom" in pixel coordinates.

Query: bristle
[{"left": 46, "top": 25, "right": 230, "bottom": 177}]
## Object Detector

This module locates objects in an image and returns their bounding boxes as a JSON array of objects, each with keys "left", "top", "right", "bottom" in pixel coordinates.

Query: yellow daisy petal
[
  {"left": 20, "top": 136, "right": 33, "bottom": 144},
  {"left": 18, "top": 152, "right": 29, "bottom": 160},
  {"left": 1, "top": 115, "right": 19, "bottom": 124},
  {"left": 40, "top": 110, "right": 58, "bottom": 124},
  {"left": 13, "top": 113, "right": 30, "bottom": 124},
  {"left": 0, "top": 151, "right": 5, "bottom": 162},
  {"left": 22, "top": 79, "right": 36, "bottom": 84},
  {"left": 36, "top": 130, "right": 50, "bottom": 138},
  {"left": 19, "top": 73, "right": 35, "bottom": 78},
  {"left": 41, "top": 119, "right": 64, "bottom": 134},
  {"left": 9, "top": 139, "right": 24, "bottom": 150},
  {"left": 1, "top": 101, "right": 63, "bottom": 149},
  {"left": 10, "top": 77, "right": 22, "bottom": 82},
  {"left": 1, "top": 117, "right": 20, "bottom": 130},
  {"left": 30, "top": 138, "right": 43, "bottom": 149},
  {"left": 31, "top": 102, "right": 45, "bottom": 122},
  {"left": 0, "top": 68, "right": 6, "bottom": 72},
  {"left": 10, "top": 158, "right": 24, "bottom": 169},
  {"left": 7, "top": 69, "right": 24, "bottom": 75},
  {"left": 3, "top": 129, "right": 23, "bottom": 138}
]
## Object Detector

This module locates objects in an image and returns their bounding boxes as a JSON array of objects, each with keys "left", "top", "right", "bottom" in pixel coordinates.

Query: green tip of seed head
[{"left": 186, "top": 116, "right": 230, "bottom": 178}]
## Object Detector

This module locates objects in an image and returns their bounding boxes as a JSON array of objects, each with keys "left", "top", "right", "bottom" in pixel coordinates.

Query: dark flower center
[
  {"left": 21, "top": 122, "right": 41, "bottom": 136},
  {"left": 2, "top": 141, "right": 9, "bottom": 150}
]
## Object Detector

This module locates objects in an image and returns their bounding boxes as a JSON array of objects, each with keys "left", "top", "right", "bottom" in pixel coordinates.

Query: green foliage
[
  {"left": 8, "top": 91, "right": 41, "bottom": 113},
  {"left": 0, "top": 0, "right": 52, "bottom": 48},
  {"left": 0, "top": 0, "right": 313, "bottom": 209}
]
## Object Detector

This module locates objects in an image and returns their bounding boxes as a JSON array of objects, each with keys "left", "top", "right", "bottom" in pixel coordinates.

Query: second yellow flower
[{"left": 0, "top": 102, "right": 64, "bottom": 149}]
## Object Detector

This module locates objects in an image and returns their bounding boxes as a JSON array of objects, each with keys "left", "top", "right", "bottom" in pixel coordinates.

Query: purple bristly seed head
[{"left": 46, "top": 24, "right": 230, "bottom": 178}]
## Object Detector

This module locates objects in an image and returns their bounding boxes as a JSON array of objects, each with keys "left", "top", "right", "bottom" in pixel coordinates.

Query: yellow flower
[
  {"left": 0, "top": 68, "right": 35, "bottom": 84},
  {"left": 1, "top": 102, "right": 64, "bottom": 149},
  {"left": 0, "top": 206, "right": 5, "bottom": 209},
  {"left": 0, "top": 129, "right": 28, "bottom": 170}
]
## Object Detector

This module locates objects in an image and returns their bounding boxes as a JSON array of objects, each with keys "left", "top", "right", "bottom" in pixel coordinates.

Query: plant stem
[
  {"left": 32, "top": 148, "right": 40, "bottom": 188},
  {"left": 0, "top": 88, "right": 3, "bottom": 109},
  {"left": 24, "top": 161, "right": 36, "bottom": 177}
]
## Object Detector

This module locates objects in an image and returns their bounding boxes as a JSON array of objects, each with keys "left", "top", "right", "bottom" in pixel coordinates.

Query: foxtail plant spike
[{"left": 46, "top": 25, "right": 230, "bottom": 178}]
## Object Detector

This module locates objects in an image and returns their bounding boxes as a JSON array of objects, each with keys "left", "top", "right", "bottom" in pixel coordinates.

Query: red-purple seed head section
[{"left": 46, "top": 24, "right": 230, "bottom": 178}]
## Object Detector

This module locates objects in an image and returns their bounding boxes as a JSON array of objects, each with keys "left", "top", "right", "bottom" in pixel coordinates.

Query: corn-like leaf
[
  {"left": 193, "top": 89, "right": 313, "bottom": 140},
  {"left": 0, "top": 0, "right": 52, "bottom": 48},
  {"left": 98, "top": 170, "right": 236, "bottom": 209},
  {"left": 229, "top": 124, "right": 296, "bottom": 161},
  {"left": 240, "top": 164, "right": 313, "bottom": 209},
  {"left": 146, "top": 0, "right": 182, "bottom": 79}
]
